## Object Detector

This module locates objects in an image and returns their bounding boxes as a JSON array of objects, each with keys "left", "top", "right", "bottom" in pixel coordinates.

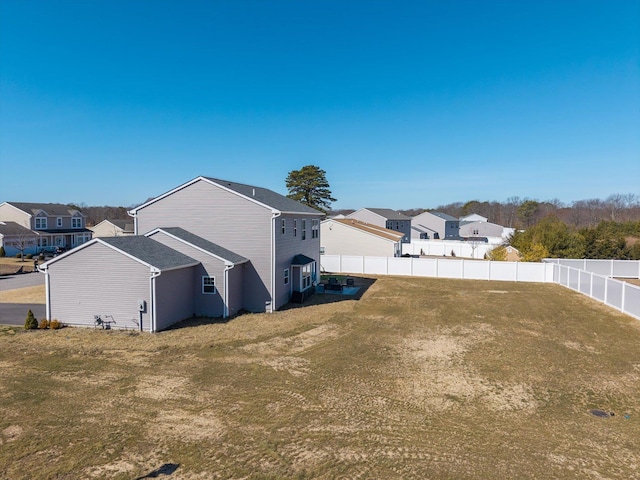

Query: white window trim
[
  {"left": 302, "top": 219, "right": 307, "bottom": 240},
  {"left": 284, "top": 268, "right": 289, "bottom": 285},
  {"left": 35, "top": 217, "right": 47, "bottom": 229},
  {"left": 72, "top": 217, "right": 83, "bottom": 229},
  {"left": 56, "top": 217, "right": 63, "bottom": 227},
  {"left": 294, "top": 219, "right": 297, "bottom": 237},
  {"left": 281, "top": 218, "right": 286, "bottom": 235},
  {"left": 202, "top": 276, "right": 216, "bottom": 294}
]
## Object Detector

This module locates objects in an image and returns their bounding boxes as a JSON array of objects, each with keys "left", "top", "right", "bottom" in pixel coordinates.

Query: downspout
[
  {"left": 149, "top": 268, "right": 161, "bottom": 332},
  {"left": 270, "top": 211, "right": 281, "bottom": 313},
  {"left": 40, "top": 265, "right": 51, "bottom": 320},
  {"left": 223, "top": 263, "right": 234, "bottom": 318},
  {"left": 128, "top": 209, "right": 138, "bottom": 236}
]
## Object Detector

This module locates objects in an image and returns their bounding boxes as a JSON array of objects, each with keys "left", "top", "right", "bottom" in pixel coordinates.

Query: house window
[
  {"left": 72, "top": 217, "right": 82, "bottom": 228},
  {"left": 302, "top": 220, "right": 306, "bottom": 240},
  {"left": 56, "top": 217, "right": 63, "bottom": 227},
  {"left": 312, "top": 219, "right": 319, "bottom": 238},
  {"left": 473, "top": 229, "right": 479, "bottom": 235},
  {"left": 320, "top": 246, "right": 325, "bottom": 254},
  {"left": 395, "top": 221, "right": 399, "bottom": 230},
  {"left": 281, "top": 219, "right": 286, "bottom": 235},
  {"left": 202, "top": 276, "right": 216, "bottom": 294},
  {"left": 302, "top": 264, "right": 312, "bottom": 289},
  {"left": 284, "top": 268, "right": 289, "bottom": 285},
  {"left": 294, "top": 219, "right": 297, "bottom": 237},
  {"left": 35, "top": 217, "right": 47, "bottom": 229}
]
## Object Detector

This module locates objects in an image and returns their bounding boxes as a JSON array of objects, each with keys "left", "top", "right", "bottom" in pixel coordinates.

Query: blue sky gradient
[{"left": 1, "top": 0, "right": 638, "bottom": 210}]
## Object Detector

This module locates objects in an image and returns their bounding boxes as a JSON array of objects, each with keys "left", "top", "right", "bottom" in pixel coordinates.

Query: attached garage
[{"left": 40, "top": 236, "right": 199, "bottom": 332}]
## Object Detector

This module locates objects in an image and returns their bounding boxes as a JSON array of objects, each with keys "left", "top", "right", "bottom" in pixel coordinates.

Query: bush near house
[{"left": 24, "top": 310, "right": 38, "bottom": 330}]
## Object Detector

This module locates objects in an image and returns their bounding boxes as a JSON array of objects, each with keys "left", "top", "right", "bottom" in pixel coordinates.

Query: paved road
[
  {"left": 0, "top": 303, "right": 46, "bottom": 326},
  {"left": 0, "top": 273, "right": 46, "bottom": 326},
  {"left": 0, "top": 272, "right": 45, "bottom": 290}
]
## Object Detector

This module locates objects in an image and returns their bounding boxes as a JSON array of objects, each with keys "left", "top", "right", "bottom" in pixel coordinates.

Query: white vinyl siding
[{"left": 135, "top": 179, "right": 272, "bottom": 312}]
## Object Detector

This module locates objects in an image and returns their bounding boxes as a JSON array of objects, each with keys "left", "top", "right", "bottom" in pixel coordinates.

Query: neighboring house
[
  {"left": 40, "top": 236, "right": 200, "bottom": 332},
  {"left": 129, "top": 176, "right": 324, "bottom": 313},
  {"left": 0, "top": 221, "right": 38, "bottom": 256},
  {"left": 346, "top": 208, "right": 411, "bottom": 243},
  {"left": 0, "top": 202, "right": 92, "bottom": 250},
  {"left": 411, "top": 211, "right": 461, "bottom": 240},
  {"left": 459, "top": 220, "right": 505, "bottom": 239},
  {"left": 320, "top": 218, "right": 404, "bottom": 257},
  {"left": 90, "top": 219, "right": 135, "bottom": 237}
]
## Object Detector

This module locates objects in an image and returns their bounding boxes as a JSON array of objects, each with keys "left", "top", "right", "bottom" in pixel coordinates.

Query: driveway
[{"left": 0, "top": 273, "right": 46, "bottom": 326}]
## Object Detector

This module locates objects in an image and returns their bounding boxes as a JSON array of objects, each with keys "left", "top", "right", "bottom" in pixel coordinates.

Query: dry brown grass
[
  {"left": 0, "top": 285, "right": 45, "bottom": 303},
  {"left": 0, "top": 256, "right": 38, "bottom": 275},
  {"left": 1, "top": 275, "right": 639, "bottom": 479}
]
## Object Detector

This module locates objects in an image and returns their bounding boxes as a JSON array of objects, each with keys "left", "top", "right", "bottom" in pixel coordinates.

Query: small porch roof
[{"left": 291, "top": 254, "right": 316, "bottom": 266}]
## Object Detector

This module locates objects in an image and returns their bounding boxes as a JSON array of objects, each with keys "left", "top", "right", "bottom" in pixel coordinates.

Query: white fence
[
  {"left": 320, "top": 254, "right": 640, "bottom": 321},
  {"left": 320, "top": 255, "right": 556, "bottom": 283},
  {"left": 553, "top": 265, "right": 640, "bottom": 320},
  {"left": 543, "top": 259, "right": 640, "bottom": 279}
]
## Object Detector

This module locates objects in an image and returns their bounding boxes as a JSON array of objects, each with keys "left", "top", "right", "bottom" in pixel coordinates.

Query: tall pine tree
[{"left": 285, "top": 165, "right": 336, "bottom": 213}]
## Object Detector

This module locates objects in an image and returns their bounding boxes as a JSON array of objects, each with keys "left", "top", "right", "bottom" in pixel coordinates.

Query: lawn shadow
[{"left": 135, "top": 462, "right": 179, "bottom": 479}]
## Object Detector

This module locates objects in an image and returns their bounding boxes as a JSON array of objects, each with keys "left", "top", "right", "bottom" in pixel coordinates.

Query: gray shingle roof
[
  {"left": 204, "top": 177, "right": 323, "bottom": 215},
  {"left": 154, "top": 227, "right": 248, "bottom": 264},
  {"left": 100, "top": 236, "right": 198, "bottom": 271},
  {"left": 363, "top": 208, "right": 411, "bottom": 220},
  {"left": 0, "top": 221, "right": 36, "bottom": 236},
  {"left": 108, "top": 219, "right": 135, "bottom": 232},
  {"left": 429, "top": 211, "right": 459, "bottom": 221},
  {"left": 291, "top": 254, "right": 315, "bottom": 266},
  {"left": 6, "top": 202, "right": 84, "bottom": 216}
]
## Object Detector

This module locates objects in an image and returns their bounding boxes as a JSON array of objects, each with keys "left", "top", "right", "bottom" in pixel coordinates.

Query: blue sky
[{"left": 1, "top": 0, "right": 639, "bottom": 210}]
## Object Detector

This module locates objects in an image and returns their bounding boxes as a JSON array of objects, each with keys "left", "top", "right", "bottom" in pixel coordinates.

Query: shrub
[
  {"left": 15, "top": 253, "right": 22, "bottom": 259},
  {"left": 24, "top": 310, "right": 38, "bottom": 330},
  {"left": 50, "top": 319, "right": 62, "bottom": 330},
  {"left": 0, "top": 246, "right": 5, "bottom": 257},
  {"left": 38, "top": 253, "right": 45, "bottom": 261},
  {"left": 38, "top": 319, "right": 50, "bottom": 329},
  {"left": 26, "top": 254, "right": 33, "bottom": 260}
]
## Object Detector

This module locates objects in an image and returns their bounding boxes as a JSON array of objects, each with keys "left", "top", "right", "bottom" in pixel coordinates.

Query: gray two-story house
[
  {"left": 40, "top": 176, "right": 324, "bottom": 332},
  {"left": 411, "top": 211, "right": 461, "bottom": 240},
  {"left": 346, "top": 208, "right": 412, "bottom": 243},
  {"left": 0, "top": 202, "right": 92, "bottom": 251}
]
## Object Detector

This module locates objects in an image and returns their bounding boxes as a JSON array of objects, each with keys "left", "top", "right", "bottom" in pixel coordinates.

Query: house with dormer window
[{"left": 0, "top": 202, "right": 93, "bottom": 251}]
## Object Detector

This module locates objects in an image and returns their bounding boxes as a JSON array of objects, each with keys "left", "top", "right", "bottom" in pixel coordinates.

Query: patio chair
[{"left": 345, "top": 278, "right": 355, "bottom": 287}]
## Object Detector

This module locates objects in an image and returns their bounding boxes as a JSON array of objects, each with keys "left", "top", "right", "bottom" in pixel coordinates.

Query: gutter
[
  {"left": 223, "top": 263, "right": 234, "bottom": 318},
  {"left": 270, "top": 211, "right": 282, "bottom": 313}
]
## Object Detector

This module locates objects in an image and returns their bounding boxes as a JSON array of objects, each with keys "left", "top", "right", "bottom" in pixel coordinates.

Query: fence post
[
  {"left": 621, "top": 283, "right": 626, "bottom": 314},
  {"left": 589, "top": 272, "right": 593, "bottom": 298},
  {"left": 515, "top": 261, "right": 518, "bottom": 282},
  {"left": 461, "top": 258, "right": 465, "bottom": 279}
]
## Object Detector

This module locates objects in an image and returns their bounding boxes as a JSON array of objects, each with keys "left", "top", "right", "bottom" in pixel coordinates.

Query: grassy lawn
[
  {"left": 1, "top": 275, "right": 639, "bottom": 479},
  {"left": 0, "top": 256, "right": 40, "bottom": 275}
]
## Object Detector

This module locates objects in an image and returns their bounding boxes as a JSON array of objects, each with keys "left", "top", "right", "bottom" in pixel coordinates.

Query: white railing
[
  {"left": 321, "top": 254, "right": 640, "bottom": 321},
  {"left": 544, "top": 259, "right": 640, "bottom": 278}
]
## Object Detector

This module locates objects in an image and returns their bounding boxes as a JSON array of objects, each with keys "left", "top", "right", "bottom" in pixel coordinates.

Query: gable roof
[
  {"left": 0, "top": 221, "right": 37, "bottom": 236},
  {"left": 4, "top": 202, "right": 84, "bottom": 217},
  {"left": 42, "top": 236, "right": 199, "bottom": 272},
  {"left": 106, "top": 219, "right": 135, "bottom": 232},
  {"left": 356, "top": 208, "right": 411, "bottom": 221},
  {"left": 417, "top": 211, "right": 459, "bottom": 222},
  {"left": 130, "top": 176, "right": 323, "bottom": 216},
  {"left": 291, "top": 254, "right": 315, "bottom": 266},
  {"left": 326, "top": 218, "right": 404, "bottom": 242},
  {"left": 148, "top": 227, "right": 248, "bottom": 265}
]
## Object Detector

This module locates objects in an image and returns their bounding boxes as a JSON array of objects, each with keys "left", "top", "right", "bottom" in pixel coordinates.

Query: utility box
[{"left": 138, "top": 299, "right": 146, "bottom": 313}]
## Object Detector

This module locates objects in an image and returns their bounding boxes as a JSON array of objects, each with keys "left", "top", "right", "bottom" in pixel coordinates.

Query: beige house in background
[
  {"left": 321, "top": 218, "right": 403, "bottom": 257},
  {"left": 90, "top": 219, "right": 135, "bottom": 237}
]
